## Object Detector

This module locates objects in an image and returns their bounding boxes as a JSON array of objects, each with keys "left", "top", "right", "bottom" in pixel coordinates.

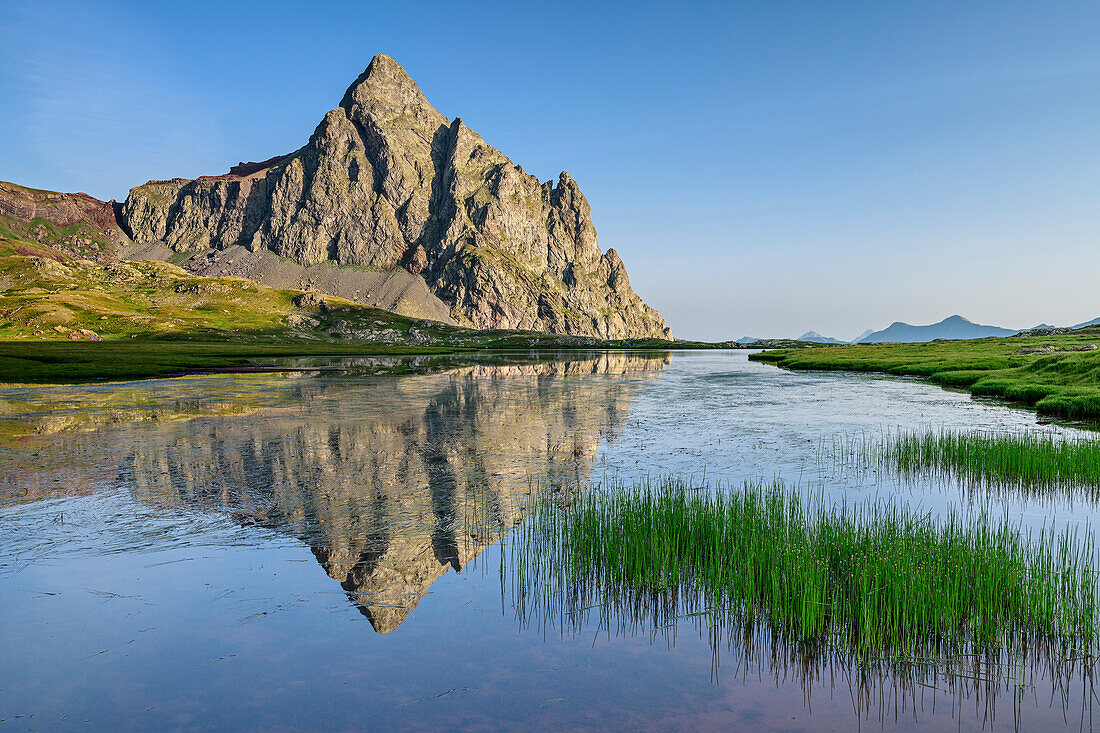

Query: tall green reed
[
  {"left": 827, "top": 428, "right": 1100, "bottom": 494},
  {"left": 505, "top": 478, "right": 1097, "bottom": 661}
]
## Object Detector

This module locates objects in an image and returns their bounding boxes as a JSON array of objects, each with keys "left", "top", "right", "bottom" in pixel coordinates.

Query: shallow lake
[{"left": 1, "top": 350, "right": 1096, "bottom": 730}]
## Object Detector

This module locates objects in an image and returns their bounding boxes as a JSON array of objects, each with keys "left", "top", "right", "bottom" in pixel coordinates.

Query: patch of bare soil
[{"left": 120, "top": 243, "right": 456, "bottom": 324}]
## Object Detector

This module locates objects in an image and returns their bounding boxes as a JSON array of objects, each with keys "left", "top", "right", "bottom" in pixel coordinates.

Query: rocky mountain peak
[
  {"left": 339, "top": 54, "right": 442, "bottom": 125},
  {"left": 120, "top": 56, "right": 671, "bottom": 340}
]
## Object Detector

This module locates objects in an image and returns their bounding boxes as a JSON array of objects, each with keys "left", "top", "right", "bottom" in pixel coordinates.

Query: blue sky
[{"left": 3, "top": 1, "right": 1099, "bottom": 340}]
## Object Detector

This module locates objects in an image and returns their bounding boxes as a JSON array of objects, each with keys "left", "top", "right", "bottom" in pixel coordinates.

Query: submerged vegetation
[
  {"left": 506, "top": 478, "right": 1098, "bottom": 661},
  {"left": 827, "top": 428, "right": 1100, "bottom": 495},
  {"left": 750, "top": 334, "right": 1100, "bottom": 419}
]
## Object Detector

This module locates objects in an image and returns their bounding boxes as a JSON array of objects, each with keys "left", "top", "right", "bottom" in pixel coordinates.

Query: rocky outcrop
[
  {"left": 0, "top": 180, "right": 120, "bottom": 230},
  {"left": 0, "top": 180, "right": 129, "bottom": 261},
  {"left": 122, "top": 55, "right": 670, "bottom": 339}
]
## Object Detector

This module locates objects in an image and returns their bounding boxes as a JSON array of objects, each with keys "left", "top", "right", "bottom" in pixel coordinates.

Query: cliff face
[
  {"left": 0, "top": 181, "right": 128, "bottom": 261},
  {"left": 122, "top": 55, "right": 670, "bottom": 339},
  {"left": 0, "top": 181, "right": 118, "bottom": 230}
]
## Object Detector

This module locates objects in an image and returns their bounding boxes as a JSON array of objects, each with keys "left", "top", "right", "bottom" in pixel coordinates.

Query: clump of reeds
[
  {"left": 506, "top": 478, "right": 1097, "bottom": 659},
  {"left": 828, "top": 428, "right": 1100, "bottom": 493}
]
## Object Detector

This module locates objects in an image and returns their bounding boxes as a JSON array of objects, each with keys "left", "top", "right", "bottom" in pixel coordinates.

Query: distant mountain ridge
[
  {"left": 854, "top": 315, "right": 1015, "bottom": 343},
  {"left": 797, "top": 331, "right": 846, "bottom": 344},
  {"left": 852, "top": 328, "right": 875, "bottom": 343},
  {"left": 769, "top": 314, "right": 1100, "bottom": 345}
]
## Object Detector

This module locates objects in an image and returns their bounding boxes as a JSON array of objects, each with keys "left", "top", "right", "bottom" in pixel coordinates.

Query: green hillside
[{"left": 751, "top": 335, "right": 1100, "bottom": 419}]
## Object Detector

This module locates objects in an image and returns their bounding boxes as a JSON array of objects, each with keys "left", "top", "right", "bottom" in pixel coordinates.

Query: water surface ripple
[{"left": 0, "top": 351, "right": 1095, "bottom": 730}]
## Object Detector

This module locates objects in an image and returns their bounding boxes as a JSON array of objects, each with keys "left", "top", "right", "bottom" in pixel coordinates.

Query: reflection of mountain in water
[{"left": 120, "top": 353, "right": 667, "bottom": 632}]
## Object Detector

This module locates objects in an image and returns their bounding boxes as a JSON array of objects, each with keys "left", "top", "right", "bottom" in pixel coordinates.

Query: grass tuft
[
  {"left": 829, "top": 428, "right": 1100, "bottom": 494},
  {"left": 506, "top": 478, "right": 1097, "bottom": 660}
]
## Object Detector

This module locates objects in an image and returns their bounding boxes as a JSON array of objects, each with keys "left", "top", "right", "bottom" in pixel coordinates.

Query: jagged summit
[
  {"left": 121, "top": 55, "right": 669, "bottom": 339},
  {"left": 340, "top": 54, "right": 438, "bottom": 116}
]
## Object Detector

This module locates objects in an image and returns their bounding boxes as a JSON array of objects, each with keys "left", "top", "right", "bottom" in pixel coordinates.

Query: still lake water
[{"left": 1, "top": 350, "right": 1097, "bottom": 731}]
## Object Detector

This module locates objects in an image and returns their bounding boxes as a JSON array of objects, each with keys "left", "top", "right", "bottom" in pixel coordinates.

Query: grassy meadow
[
  {"left": 0, "top": 237, "right": 706, "bottom": 383},
  {"left": 750, "top": 334, "right": 1100, "bottom": 419}
]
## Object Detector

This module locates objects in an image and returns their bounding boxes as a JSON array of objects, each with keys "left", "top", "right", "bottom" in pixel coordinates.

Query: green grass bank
[{"left": 749, "top": 333, "right": 1100, "bottom": 419}]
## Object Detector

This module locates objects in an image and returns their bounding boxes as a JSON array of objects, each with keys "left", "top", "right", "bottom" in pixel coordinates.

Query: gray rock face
[{"left": 122, "top": 55, "right": 670, "bottom": 339}]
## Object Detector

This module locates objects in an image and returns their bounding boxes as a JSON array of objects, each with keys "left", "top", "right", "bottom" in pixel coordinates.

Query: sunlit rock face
[
  {"left": 121, "top": 55, "right": 670, "bottom": 340},
  {"left": 71, "top": 353, "right": 666, "bottom": 632}
]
